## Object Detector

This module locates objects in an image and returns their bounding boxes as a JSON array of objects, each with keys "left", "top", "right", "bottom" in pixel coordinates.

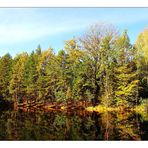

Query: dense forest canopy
[{"left": 0, "top": 23, "right": 148, "bottom": 109}]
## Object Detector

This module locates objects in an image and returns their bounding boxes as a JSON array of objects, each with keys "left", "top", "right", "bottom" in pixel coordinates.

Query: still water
[{"left": 0, "top": 109, "right": 147, "bottom": 140}]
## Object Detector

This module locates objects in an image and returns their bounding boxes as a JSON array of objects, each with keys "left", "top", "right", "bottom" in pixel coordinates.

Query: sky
[{"left": 0, "top": 8, "right": 148, "bottom": 57}]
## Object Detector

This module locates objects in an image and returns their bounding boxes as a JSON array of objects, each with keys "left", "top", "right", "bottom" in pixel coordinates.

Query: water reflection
[{"left": 0, "top": 109, "right": 147, "bottom": 140}]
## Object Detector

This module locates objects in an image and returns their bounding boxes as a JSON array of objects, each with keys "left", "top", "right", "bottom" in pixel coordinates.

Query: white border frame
[
  {"left": 0, "top": 0, "right": 148, "bottom": 147},
  {"left": 0, "top": 0, "right": 148, "bottom": 7}
]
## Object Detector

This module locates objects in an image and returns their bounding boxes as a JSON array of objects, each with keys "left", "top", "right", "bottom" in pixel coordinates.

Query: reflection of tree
[
  {"left": 99, "top": 112, "right": 115, "bottom": 140},
  {"left": 52, "top": 112, "right": 96, "bottom": 140},
  {"left": 52, "top": 114, "right": 67, "bottom": 140},
  {"left": 115, "top": 112, "right": 141, "bottom": 140},
  {"left": 6, "top": 111, "right": 18, "bottom": 140},
  {"left": 0, "top": 110, "right": 57, "bottom": 140},
  {"left": 0, "top": 109, "right": 147, "bottom": 140},
  {"left": 97, "top": 111, "right": 143, "bottom": 140},
  {"left": 79, "top": 114, "right": 96, "bottom": 140},
  {"left": 0, "top": 110, "right": 19, "bottom": 140},
  {"left": 138, "top": 112, "right": 148, "bottom": 140},
  {"left": 91, "top": 112, "right": 102, "bottom": 140}
]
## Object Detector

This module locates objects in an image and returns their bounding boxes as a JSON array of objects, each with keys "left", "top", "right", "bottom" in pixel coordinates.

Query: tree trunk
[{"left": 92, "top": 81, "right": 100, "bottom": 106}]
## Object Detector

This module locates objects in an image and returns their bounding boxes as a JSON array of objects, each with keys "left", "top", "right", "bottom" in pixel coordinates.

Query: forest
[{"left": 0, "top": 23, "right": 148, "bottom": 112}]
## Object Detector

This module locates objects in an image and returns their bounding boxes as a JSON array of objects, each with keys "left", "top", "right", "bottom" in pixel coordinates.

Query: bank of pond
[{"left": 0, "top": 98, "right": 147, "bottom": 115}]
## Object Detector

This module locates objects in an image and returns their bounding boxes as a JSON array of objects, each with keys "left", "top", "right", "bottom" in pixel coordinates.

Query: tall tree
[
  {"left": 114, "top": 30, "right": 138, "bottom": 107},
  {"left": 9, "top": 52, "right": 28, "bottom": 107},
  {"left": 23, "top": 51, "right": 38, "bottom": 104},
  {"left": 64, "top": 38, "right": 84, "bottom": 102},
  {"left": 99, "top": 35, "right": 117, "bottom": 107},
  {"left": 0, "top": 53, "right": 13, "bottom": 100},
  {"left": 135, "top": 29, "right": 148, "bottom": 98},
  {"left": 80, "top": 23, "right": 118, "bottom": 106},
  {"left": 36, "top": 48, "right": 55, "bottom": 103}
]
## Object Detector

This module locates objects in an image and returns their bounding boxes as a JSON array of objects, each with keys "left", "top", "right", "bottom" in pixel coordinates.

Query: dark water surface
[{"left": 0, "top": 109, "right": 147, "bottom": 140}]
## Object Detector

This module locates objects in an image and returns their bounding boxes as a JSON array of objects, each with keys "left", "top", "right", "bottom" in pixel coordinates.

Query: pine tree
[
  {"left": 23, "top": 51, "right": 38, "bottom": 104},
  {"left": 99, "top": 35, "right": 117, "bottom": 107},
  {"left": 36, "top": 44, "right": 42, "bottom": 56},
  {"left": 114, "top": 31, "right": 138, "bottom": 107},
  {"left": 0, "top": 53, "right": 13, "bottom": 100},
  {"left": 135, "top": 29, "right": 148, "bottom": 98},
  {"left": 64, "top": 38, "right": 84, "bottom": 102},
  {"left": 36, "top": 48, "right": 55, "bottom": 103},
  {"left": 9, "top": 52, "right": 28, "bottom": 106}
]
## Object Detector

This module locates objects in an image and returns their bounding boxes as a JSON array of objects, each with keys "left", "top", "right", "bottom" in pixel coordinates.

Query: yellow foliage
[
  {"left": 136, "top": 29, "right": 148, "bottom": 64},
  {"left": 61, "top": 106, "right": 65, "bottom": 110},
  {"left": 86, "top": 105, "right": 120, "bottom": 113}
]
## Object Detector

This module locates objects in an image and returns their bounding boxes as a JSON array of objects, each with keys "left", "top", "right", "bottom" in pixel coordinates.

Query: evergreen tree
[
  {"left": 135, "top": 29, "right": 148, "bottom": 98},
  {"left": 23, "top": 51, "right": 38, "bottom": 104},
  {"left": 0, "top": 23, "right": 147, "bottom": 110},
  {"left": 36, "top": 44, "right": 42, "bottom": 56},
  {"left": 114, "top": 31, "right": 138, "bottom": 107},
  {"left": 64, "top": 38, "right": 84, "bottom": 102},
  {"left": 99, "top": 35, "right": 117, "bottom": 107},
  {"left": 9, "top": 52, "right": 28, "bottom": 106},
  {"left": 0, "top": 53, "right": 13, "bottom": 100},
  {"left": 36, "top": 48, "right": 55, "bottom": 103}
]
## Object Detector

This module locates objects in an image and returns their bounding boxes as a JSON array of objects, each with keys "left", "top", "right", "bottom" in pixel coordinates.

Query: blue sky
[{"left": 0, "top": 8, "right": 148, "bottom": 57}]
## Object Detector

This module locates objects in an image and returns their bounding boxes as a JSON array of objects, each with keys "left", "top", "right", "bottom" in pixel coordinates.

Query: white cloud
[
  {"left": 0, "top": 21, "right": 84, "bottom": 44},
  {"left": 0, "top": 8, "right": 88, "bottom": 44}
]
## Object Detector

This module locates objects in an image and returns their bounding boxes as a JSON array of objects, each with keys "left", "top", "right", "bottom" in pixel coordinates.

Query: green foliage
[
  {"left": 23, "top": 51, "right": 38, "bottom": 101},
  {"left": 113, "top": 31, "right": 139, "bottom": 107},
  {"left": 114, "top": 64, "right": 138, "bottom": 107},
  {"left": 136, "top": 29, "right": 148, "bottom": 98},
  {"left": 9, "top": 52, "right": 28, "bottom": 103},
  {"left": 0, "top": 23, "right": 147, "bottom": 109},
  {"left": 0, "top": 53, "right": 13, "bottom": 100}
]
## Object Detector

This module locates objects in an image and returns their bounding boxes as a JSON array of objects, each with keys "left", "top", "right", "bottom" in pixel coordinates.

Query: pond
[{"left": 0, "top": 109, "right": 147, "bottom": 140}]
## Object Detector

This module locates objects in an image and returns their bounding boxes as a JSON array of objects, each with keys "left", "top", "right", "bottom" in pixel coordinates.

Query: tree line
[{"left": 0, "top": 23, "right": 148, "bottom": 108}]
